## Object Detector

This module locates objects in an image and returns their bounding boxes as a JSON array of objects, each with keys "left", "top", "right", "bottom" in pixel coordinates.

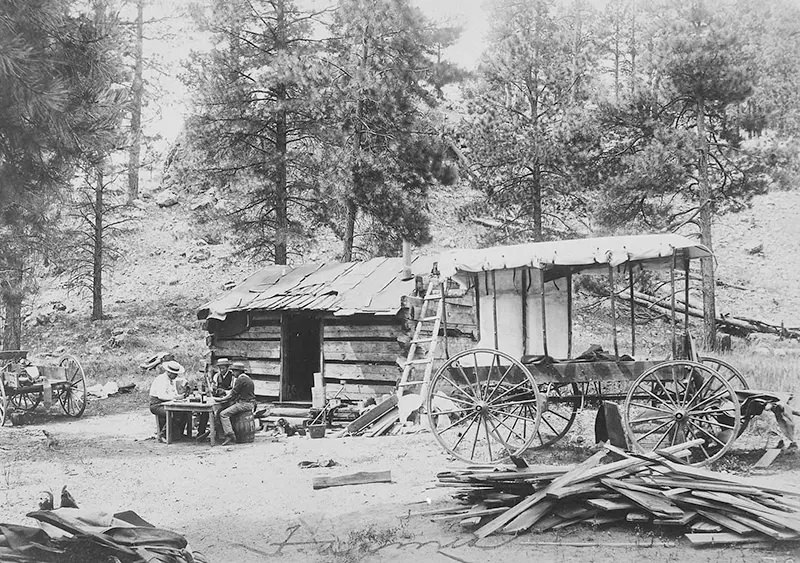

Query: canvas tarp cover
[{"left": 437, "top": 234, "right": 712, "bottom": 279}]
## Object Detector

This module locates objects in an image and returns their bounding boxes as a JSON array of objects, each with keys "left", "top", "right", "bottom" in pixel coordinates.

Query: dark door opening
[{"left": 281, "top": 314, "right": 321, "bottom": 402}]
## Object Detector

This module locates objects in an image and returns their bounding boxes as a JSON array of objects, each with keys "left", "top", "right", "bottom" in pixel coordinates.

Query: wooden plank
[
  {"left": 684, "top": 533, "right": 763, "bottom": 546},
  {"left": 526, "top": 360, "right": 657, "bottom": 384},
  {"left": 690, "top": 521, "right": 723, "bottom": 533},
  {"left": 325, "top": 382, "right": 396, "bottom": 402},
  {"left": 661, "top": 460, "right": 800, "bottom": 496},
  {"left": 252, "top": 377, "right": 280, "bottom": 398},
  {"left": 346, "top": 395, "right": 398, "bottom": 434},
  {"left": 696, "top": 509, "right": 753, "bottom": 534},
  {"left": 646, "top": 477, "right": 762, "bottom": 496},
  {"left": 323, "top": 324, "right": 405, "bottom": 341},
  {"left": 587, "top": 498, "right": 636, "bottom": 512},
  {"left": 626, "top": 512, "right": 650, "bottom": 523},
  {"left": 218, "top": 325, "right": 282, "bottom": 340},
  {"left": 754, "top": 448, "right": 782, "bottom": 468},
  {"left": 724, "top": 513, "right": 799, "bottom": 540},
  {"left": 653, "top": 511, "right": 697, "bottom": 526},
  {"left": 366, "top": 409, "right": 399, "bottom": 437},
  {"left": 212, "top": 340, "right": 281, "bottom": 359},
  {"left": 324, "top": 363, "right": 399, "bottom": 382},
  {"left": 502, "top": 500, "right": 555, "bottom": 533},
  {"left": 243, "top": 359, "right": 281, "bottom": 377},
  {"left": 248, "top": 311, "right": 282, "bottom": 322},
  {"left": 601, "top": 479, "right": 684, "bottom": 517},
  {"left": 323, "top": 340, "right": 405, "bottom": 363},
  {"left": 312, "top": 470, "right": 393, "bottom": 490}
]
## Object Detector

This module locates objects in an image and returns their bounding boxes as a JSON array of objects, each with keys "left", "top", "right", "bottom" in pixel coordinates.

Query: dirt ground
[{"left": 2, "top": 394, "right": 800, "bottom": 563}]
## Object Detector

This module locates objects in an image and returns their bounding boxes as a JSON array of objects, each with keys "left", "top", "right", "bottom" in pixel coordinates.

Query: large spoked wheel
[
  {"left": 426, "top": 348, "right": 543, "bottom": 464},
  {"left": 623, "top": 360, "right": 741, "bottom": 466},
  {"left": 0, "top": 380, "right": 7, "bottom": 427},
  {"left": 530, "top": 383, "right": 581, "bottom": 448},
  {"left": 10, "top": 390, "right": 43, "bottom": 413},
  {"left": 700, "top": 356, "right": 750, "bottom": 436},
  {"left": 57, "top": 355, "right": 86, "bottom": 417}
]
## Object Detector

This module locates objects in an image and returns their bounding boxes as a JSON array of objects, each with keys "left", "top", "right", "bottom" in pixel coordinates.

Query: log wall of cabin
[
  {"left": 322, "top": 315, "right": 405, "bottom": 401},
  {"left": 209, "top": 312, "right": 282, "bottom": 400}
]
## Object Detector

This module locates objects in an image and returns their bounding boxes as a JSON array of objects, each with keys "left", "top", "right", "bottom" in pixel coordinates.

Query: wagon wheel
[
  {"left": 57, "top": 355, "right": 86, "bottom": 417},
  {"left": 530, "top": 383, "right": 581, "bottom": 448},
  {"left": 3, "top": 362, "right": 43, "bottom": 413},
  {"left": 425, "top": 348, "right": 543, "bottom": 464},
  {"left": 0, "top": 378, "right": 7, "bottom": 427},
  {"left": 623, "top": 360, "right": 740, "bottom": 466},
  {"left": 700, "top": 356, "right": 750, "bottom": 436},
  {"left": 10, "top": 390, "right": 43, "bottom": 413}
]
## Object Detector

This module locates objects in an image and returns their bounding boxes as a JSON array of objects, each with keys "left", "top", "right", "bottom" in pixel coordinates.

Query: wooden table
[{"left": 163, "top": 399, "right": 221, "bottom": 445}]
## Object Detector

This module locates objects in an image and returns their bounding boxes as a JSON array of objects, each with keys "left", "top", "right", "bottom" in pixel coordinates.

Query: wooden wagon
[
  {"left": 399, "top": 234, "right": 760, "bottom": 466},
  {"left": 0, "top": 350, "right": 87, "bottom": 426}
]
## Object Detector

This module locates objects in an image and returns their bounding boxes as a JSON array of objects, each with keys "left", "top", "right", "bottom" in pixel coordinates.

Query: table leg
[
  {"left": 210, "top": 409, "right": 217, "bottom": 446},
  {"left": 166, "top": 410, "right": 173, "bottom": 444}
]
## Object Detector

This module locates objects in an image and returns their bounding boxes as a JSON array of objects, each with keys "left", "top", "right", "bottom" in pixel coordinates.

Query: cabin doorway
[{"left": 281, "top": 314, "right": 321, "bottom": 402}]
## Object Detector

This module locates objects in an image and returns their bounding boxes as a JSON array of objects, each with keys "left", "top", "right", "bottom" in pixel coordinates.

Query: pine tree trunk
[
  {"left": 274, "top": 1, "right": 288, "bottom": 265},
  {"left": 697, "top": 97, "right": 716, "bottom": 350},
  {"left": 1, "top": 261, "right": 23, "bottom": 350},
  {"left": 343, "top": 199, "right": 357, "bottom": 262},
  {"left": 343, "top": 26, "right": 369, "bottom": 263},
  {"left": 127, "top": 0, "right": 144, "bottom": 203},
  {"left": 92, "top": 166, "right": 104, "bottom": 321}
]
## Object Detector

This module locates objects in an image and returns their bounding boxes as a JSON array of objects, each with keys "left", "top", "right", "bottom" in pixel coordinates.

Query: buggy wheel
[
  {"left": 10, "top": 390, "right": 42, "bottom": 413},
  {"left": 530, "top": 383, "right": 581, "bottom": 448},
  {"left": 0, "top": 381, "right": 6, "bottom": 427},
  {"left": 425, "top": 348, "right": 542, "bottom": 464},
  {"left": 57, "top": 355, "right": 86, "bottom": 417},
  {"left": 700, "top": 356, "right": 750, "bottom": 436},
  {"left": 623, "top": 360, "right": 740, "bottom": 466}
]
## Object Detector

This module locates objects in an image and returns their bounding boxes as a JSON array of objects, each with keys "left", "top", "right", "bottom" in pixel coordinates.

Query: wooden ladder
[{"left": 397, "top": 277, "right": 444, "bottom": 399}]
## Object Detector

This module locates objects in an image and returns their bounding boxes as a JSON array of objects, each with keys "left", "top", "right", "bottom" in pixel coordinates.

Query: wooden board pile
[{"left": 424, "top": 439, "right": 800, "bottom": 546}]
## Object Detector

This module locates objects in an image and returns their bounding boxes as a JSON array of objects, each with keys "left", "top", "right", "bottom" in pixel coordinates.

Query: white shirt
[{"left": 149, "top": 372, "right": 179, "bottom": 401}]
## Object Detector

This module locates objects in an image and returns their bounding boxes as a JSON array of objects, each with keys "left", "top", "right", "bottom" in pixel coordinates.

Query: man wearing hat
[
  {"left": 218, "top": 361, "right": 256, "bottom": 446},
  {"left": 196, "top": 358, "right": 233, "bottom": 440},
  {"left": 149, "top": 360, "right": 189, "bottom": 442}
]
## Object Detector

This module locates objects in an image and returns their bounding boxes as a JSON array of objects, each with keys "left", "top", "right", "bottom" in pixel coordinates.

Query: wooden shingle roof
[{"left": 197, "top": 256, "right": 435, "bottom": 321}]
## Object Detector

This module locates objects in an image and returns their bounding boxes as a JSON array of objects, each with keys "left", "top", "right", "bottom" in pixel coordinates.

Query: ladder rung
[
  {"left": 405, "top": 358, "right": 432, "bottom": 365},
  {"left": 419, "top": 316, "right": 439, "bottom": 322},
  {"left": 424, "top": 293, "right": 442, "bottom": 300},
  {"left": 398, "top": 381, "right": 424, "bottom": 387},
  {"left": 411, "top": 338, "right": 435, "bottom": 344}
]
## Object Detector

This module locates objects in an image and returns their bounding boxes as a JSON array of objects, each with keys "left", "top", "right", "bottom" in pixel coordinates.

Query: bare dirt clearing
[{"left": 2, "top": 394, "right": 800, "bottom": 562}]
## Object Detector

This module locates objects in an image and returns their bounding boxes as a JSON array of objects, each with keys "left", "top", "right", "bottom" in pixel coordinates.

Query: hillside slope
[{"left": 18, "top": 184, "right": 800, "bottom": 384}]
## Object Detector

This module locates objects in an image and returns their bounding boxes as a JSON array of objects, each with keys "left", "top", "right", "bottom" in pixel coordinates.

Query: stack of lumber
[{"left": 424, "top": 439, "right": 800, "bottom": 546}]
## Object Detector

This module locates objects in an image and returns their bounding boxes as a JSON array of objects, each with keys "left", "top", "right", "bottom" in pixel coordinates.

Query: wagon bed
[{"left": 0, "top": 350, "right": 87, "bottom": 425}]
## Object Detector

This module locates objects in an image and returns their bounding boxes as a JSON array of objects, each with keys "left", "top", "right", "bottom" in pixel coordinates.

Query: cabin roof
[
  {"left": 436, "top": 234, "right": 712, "bottom": 278},
  {"left": 197, "top": 256, "right": 436, "bottom": 321}
]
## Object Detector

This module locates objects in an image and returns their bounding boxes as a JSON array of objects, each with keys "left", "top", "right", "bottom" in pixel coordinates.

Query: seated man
[
  {"left": 218, "top": 362, "right": 256, "bottom": 446},
  {"left": 149, "top": 360, "right": 189, "bottom": 441},
  {"left": 197, "top": 358, "right": 232, "bottom": 440}
]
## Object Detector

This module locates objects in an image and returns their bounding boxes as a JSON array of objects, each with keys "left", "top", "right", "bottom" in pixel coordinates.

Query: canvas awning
[{"left": 436, "top": 234, "right": 712, "bottom": 279}]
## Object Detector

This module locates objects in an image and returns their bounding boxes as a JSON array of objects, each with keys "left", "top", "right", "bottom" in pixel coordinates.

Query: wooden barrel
[{"left": 233, "top": 411, "right": 256, "bottom": 443}]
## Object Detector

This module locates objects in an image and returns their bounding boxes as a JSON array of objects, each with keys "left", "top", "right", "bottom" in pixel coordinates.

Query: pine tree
[
  {"left": 323, "top": 0, "right": 449, "bottom": 260},
  {"left": 0, "top": 0, "right": 128, "bottom": 346}
]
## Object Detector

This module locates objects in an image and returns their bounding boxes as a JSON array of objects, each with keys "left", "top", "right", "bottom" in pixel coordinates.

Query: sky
[{"left": 413, "top": 0, "right": 490, "bottom": 68}]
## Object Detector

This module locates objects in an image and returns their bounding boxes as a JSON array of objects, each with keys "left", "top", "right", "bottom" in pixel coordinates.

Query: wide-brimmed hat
[
  {"left": 216, "top": 357, "right": 231, "bottom": 366},
  {"left": 230, "top": 361, "right": 246, "bottom": 372},
  {"left": 163, "top": 360, "right": 185, "bottom": 375}
]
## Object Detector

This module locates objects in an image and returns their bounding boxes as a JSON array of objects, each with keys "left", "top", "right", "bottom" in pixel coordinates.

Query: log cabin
[{"left": 196, "top": 256, "right": 479, "bottom": 404}]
